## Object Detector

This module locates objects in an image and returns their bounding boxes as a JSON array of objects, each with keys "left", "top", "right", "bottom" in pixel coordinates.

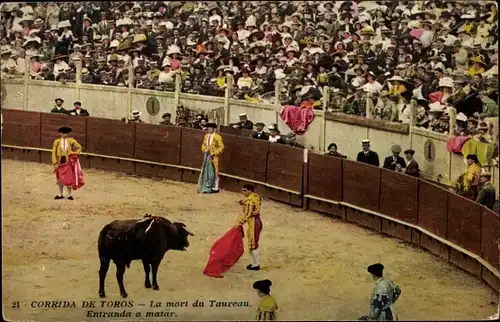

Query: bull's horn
[{"left": 186, "top": 230, "right": 195, "bottom": 236}]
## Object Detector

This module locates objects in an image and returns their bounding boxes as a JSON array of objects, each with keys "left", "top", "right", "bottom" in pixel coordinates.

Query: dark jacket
[
  {"left": 252, "top": 131, "right": 269, "bottom": 141},
  {"left": 383, "top": 155, "right": 407, "bottom": 171},
  {"left": 325, "top": 151, "right": 347, "bottom": 159},
  {"left": 51, "top": 107, "right": 69, "bottom": 114},
  {"left": 475, "top": 182, "right": 496, "bottom": 210},
  {"left": 68, "top": 108, "right": 90, "bottom": 116},
  {"left": 159, "top": 120, "right": 174, "bottom": 126},
  {"left": 404, "top": 159, "right": 420, "bottom": 177},
  {"left": 356, "top": 150, "right": 380, "bottom": 167}
]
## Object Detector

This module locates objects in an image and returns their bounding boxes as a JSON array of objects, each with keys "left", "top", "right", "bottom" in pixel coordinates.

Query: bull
[{"left": 97, "top": 214, "right": 194, "bottom": 298}]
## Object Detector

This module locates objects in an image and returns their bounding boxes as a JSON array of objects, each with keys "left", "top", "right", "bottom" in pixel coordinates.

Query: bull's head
[{"left": 169, "top": 222, "right": 194, "bottom": 251}]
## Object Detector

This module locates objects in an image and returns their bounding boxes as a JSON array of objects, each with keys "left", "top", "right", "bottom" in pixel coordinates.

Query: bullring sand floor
[{"left": 1, "top": 160, "right": 497, "bottom": 321}]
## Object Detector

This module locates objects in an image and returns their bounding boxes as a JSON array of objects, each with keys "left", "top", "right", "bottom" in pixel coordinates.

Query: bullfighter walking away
[
  {"left": 253, "top": 279, "right": 278, "bottom": 321},
  {"left": 52, "top": 126, "right": 84, "bottom": 200},
  {"left": 236, "top": 184, "right": 263, "bottom": 271},
  {"left": 359, "top": 263, "right": 401, "bottom": 321},
  {"left": 198, "top": 122, "right": 224, "bottom": 193}
]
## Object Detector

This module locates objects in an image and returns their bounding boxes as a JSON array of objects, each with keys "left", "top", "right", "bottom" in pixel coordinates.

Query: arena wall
[
  {"left": 2, "top": 78, "right": 497, "bottom": 196},
  {"left": 1, "top": 110, "right": 498, "bottom": 293}
]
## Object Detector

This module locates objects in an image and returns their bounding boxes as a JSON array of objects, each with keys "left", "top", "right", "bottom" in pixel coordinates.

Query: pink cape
[
  {"left": 203, "top": 226, "right": 244, "bottom": 278},
  {"left": 447, "top": 136, "right": 470, "bottom": 153},
  {"left": 409, "top": 29, "right": 424, "bottom": 39},
  {"left": 54, "top": 154, "right": 85, "bottom": 190},
  {"left": 279, "top": 105, "right": 315, "bottom": 134}
]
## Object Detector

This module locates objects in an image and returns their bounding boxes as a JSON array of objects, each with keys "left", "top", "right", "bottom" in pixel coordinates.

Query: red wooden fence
[{"left": 2, "top": 110, "right": 498, "bottom": 292}]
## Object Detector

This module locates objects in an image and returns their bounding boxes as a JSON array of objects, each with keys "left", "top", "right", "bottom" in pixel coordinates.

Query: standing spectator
[
  {"left": 383, "top": 145, "right": 406, "bottom": 172},
  {"left": 458, "top": 154, "right": 482, "bottom": 200},
  {"left": 68, "top": 101, "right": 90, "bottom": 116},
  {"left": 356, "top": 139, "right": 380, "bottom": 167},
  {"left": 252, "top": 122, "right": 269, "bottom": 141},
  {"left": 123, "top": 110, "right": 144, "bottom": 123},
  {"left": 476, "top": 171, "right": 496, "bottom": 209},
  {"left": 403, "top": 149, "right": 420, "bottom": 178},
  {"left": 268, "top": 124, "right": 286, "bottom": 144},
  {"left": 158, "top": 113, "right": 174, "bottom": 126},
  {"left": 51, "top": 98, "right": 67, "bottom": 114},
  {"left": 325, "top": 143, "right": 347, "bottom": 158},
  {"left": 231, "top": 113, "right": 254, "bottom": 129}
]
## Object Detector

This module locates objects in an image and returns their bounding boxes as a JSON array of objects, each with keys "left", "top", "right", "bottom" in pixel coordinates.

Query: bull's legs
[
  {"left": 115, "top": 261, "right": 128, "bottom": 298},
  {"left": 98, "top": 256, "right": 110, "bottom": 298},
  {"left": 151, "top": 260, "right": 161, "bottom": 291},
  {"left": 142, "top": 260, "right": 151, "bottom": 289}
]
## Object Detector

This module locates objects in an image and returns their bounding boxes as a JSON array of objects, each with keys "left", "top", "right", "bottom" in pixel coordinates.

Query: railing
[
  {"left": 1, "top": 109, "right": 498, "bottom": 294},
  {"left": 1, "top": 71, "right": 498, "bottom": 194}
]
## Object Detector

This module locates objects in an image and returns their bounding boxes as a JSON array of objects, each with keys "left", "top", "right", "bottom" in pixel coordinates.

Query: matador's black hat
[
  {"left": 253, "top": 279, "right": 272, "bottom": 294},
  {"left": 58, "top": 126, "right": 72, "bottom": 134},
  {"left": 205, "top": 123, "right": 217, "bottom": 128},
  {"left": 367, "top": 263, "right": 384, "bottom": 276}
]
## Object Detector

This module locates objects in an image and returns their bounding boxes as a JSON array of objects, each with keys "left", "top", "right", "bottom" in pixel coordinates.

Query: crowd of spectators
[{"left": 0, "top": 1, "right": 498, "bottom": 138}]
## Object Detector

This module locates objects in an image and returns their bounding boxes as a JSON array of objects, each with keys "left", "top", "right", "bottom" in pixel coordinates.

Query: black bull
[{"left": 97, "top": 215, "right": 194, "bottom": 298}]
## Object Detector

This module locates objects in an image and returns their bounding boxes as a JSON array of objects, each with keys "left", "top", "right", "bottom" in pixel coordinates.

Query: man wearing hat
[
  {"left": 252, "top": 122, "right": 269, "bottom": 141},
  {"left": 236, "top": 184, "right": 263, "bottom": 271},
  {"left": 359, "top": 263, "right": 401, "bottom": 321},
  {"left": 124, "top": 110, "right": 144, "bottom": 123},
  {"left": 198, "top": 123, "right": 224, "bottom": 193},
  {"left": 68, "top": 101, "right": 90, "bottom": 116},
  {"left": 52, "top": 126, "right": 83, "bottom": 200},
  {"left": 356, "top": 140, "right": 380, "bottom": 167},
  {"left": 253, "top": 279, "right": 278, "bottom": 320},
  {"left": 403, "top": 149, "right": 420, "bottom": 178},
  {"left": 51, "top": 98, "right": 68, "bottom": 114},
  {"left": 158, "top": 113, "right": 174, "bottom": 126},
  {"left": 458, "top": 154, "right": 482, "bottom": 199},
  {"left": 230, "top": 113, "right": 254, "bottom": 130},
  {"left": 383, "top": 145, "right": 406, "bottom": 172},
  {"left": 476, "top": 171, "right": 496, "bottom": 210}
]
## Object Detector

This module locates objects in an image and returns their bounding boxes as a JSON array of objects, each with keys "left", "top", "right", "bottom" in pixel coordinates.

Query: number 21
[{"left": 12, "top": 301, "right": 19, "bottom": 308}]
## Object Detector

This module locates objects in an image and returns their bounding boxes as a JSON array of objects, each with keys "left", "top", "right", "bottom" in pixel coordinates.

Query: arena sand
[{"left": 2, "top": 160, "right": 497, "bottom": 321}]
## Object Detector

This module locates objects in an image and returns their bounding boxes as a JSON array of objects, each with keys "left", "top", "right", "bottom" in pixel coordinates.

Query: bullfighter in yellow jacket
[
  {"left": 198, "top": 122, "right": 224, "bottom": 193},
  {"left": 236, "top": 184, "right": 263, "bottom": 271},
  {"left": 52, "top": 126, "right": 82, "bottom": 200}
]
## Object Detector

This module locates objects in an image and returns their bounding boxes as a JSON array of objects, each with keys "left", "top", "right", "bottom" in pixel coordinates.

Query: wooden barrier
[
  {"left": 343, "top": 160, "right": 381, "bottom": 212},
  {"left": 1, "top": 111, "right": 498, "bottom": 293}
]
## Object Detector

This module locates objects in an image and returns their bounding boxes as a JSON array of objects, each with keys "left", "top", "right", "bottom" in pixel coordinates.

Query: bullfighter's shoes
[
  {"left": 54, "top": 195, "right": 64, "bottom": 200},
  {"left": 211, "top": 189, "right": 220, "bottom": 193},
  {"left": 246, "top": 264, "right": 260, "bottom": 271},
  {"left": 67, "top": 196, "right": 74, "bottom": 200}
]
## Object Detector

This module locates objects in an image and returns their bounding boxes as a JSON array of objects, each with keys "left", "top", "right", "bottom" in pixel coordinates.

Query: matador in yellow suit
[
  {"left": 198, "top": 122, "right": 224, "bottom": 193},
  {"left": 236, "top": 184, "right": 263, "bottom": 271},
  {"left": 52, "top": 126, "right": 82, "bottom": 200}
]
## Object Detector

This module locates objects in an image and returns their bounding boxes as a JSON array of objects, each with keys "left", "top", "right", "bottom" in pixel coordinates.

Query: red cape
[
  {"left": 203, "top": 226, "right": 244, "bottom": 278},
  {"left": 54, "top": 154, "right": 85, "bottom": 190}
]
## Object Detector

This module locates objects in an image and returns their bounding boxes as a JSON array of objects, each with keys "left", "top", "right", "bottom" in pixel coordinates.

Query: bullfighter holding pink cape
[{"left": 52, "top": 126, "right": 85, "bottom": 200}]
